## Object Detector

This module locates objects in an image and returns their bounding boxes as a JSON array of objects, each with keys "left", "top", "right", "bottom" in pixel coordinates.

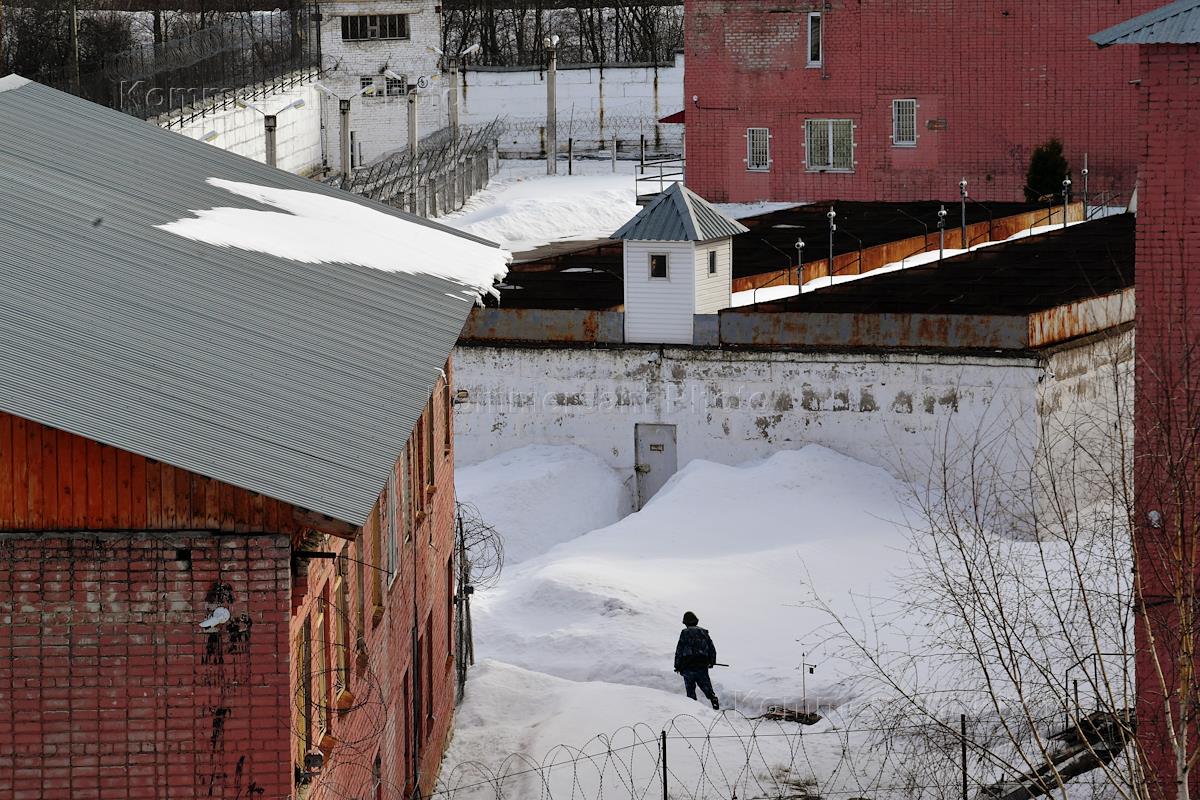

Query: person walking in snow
[{"left": 674, "top": 611, "right": 719, "bottom": 710}]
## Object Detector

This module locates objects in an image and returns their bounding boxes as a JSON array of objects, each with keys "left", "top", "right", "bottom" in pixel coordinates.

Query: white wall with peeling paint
[{"left": 452, "top": 345, "right": 1048, "bottom": 490}]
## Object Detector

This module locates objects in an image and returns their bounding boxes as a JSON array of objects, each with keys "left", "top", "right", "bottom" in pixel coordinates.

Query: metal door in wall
[{"left": 634, "top": 423, "right": 678, "bottom": 509}]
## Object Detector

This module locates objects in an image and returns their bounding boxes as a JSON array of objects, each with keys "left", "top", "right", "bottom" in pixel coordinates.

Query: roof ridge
[{"left": 673, "top": 183, "right": 701, "bottom": 241}]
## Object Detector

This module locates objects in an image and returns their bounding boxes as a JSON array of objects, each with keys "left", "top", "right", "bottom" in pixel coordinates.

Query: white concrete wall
[
  {"left": 453, "top": 345, "right": 1042, "bottom": 492},
  {"left": 171, "top": 82, "right": 324, "bottom": 176},
  {"left": 318, "top": 0, "right": 445, "bottom": 171},
  {"left": 623, "top": 241, "right": 696, "bottom": 344},
  {"left": 458, "top": 54, "right": 685, "bottom": 155},
  {"left": 694, "top": 239, "right": 733, "bottom": 314}
]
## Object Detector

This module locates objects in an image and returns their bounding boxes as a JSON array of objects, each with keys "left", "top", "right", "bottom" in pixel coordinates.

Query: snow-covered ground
[
  {"left": 441, "top": 160, "right": 801, "bottom": 254},
  {"left": 447, "top": 442, "right": 1132, "bottom": 800},
  {"left": 448, "top": 445, "right": 921, "bottom": 797}
]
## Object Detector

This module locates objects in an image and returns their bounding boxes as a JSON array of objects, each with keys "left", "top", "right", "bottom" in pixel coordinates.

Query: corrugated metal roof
[
  {"left": 0, "top": 76, "right": 505, "bottom": 526},
  {"left": 1092, "top": 0, "right": 1200, "bottom": 46},
  {"left": 612, "top": 182, "right": 749, "bottom": 242}
]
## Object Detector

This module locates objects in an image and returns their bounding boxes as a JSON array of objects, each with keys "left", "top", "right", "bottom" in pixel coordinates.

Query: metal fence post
[
  {"left": 660, "top": 731, "right": 668, "bottom": 800},
  {"left": 961, "top": 713, "right": 968, "bottom": 800}
]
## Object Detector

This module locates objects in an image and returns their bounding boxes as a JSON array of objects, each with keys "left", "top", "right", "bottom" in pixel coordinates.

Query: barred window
[
  {"left": 805, "top": 119, "right": 855, "bottom": 171},
  {"left": 386, "top": 74, "right": 407, "bottom": 97},
  {"left": 360, "top": 75, "right": 376, "bottom": 94},
  {"left": 746, "top": 127, "right": 771, "bottom": 172},
  {"left": 342, "top": 13, "right": 409, "bottom": 41},
  {"left": 807, "top": 12, "right": 822, "bottom": 67},
  {"left": 892, "top": 99, "right": 917, "bottom": 147}
]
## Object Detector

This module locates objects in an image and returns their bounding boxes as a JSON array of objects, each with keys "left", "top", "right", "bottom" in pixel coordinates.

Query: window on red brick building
[
  {"left": 805, "top": 119, "right": 854, "bottom": 171},
  {"left": 334, "top": 571, "right": 353, "bottom": 707},
  {"left": 807, "top": 13, "right": 822, "bottom": 67},
  {"left": 446, "top": 556, "right": 455, "bottom": 662},
  {"left": 746, "top": 128, "right": 771, "bottom": 172},
  {"left": 386, "top": 467, "right": 399, "bottom": 586},
  {"left": 892, "top": 99, "right": 917, "bottom": 147}
]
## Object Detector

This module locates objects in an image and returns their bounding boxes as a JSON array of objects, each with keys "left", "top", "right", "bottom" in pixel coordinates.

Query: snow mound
[
  {"left": 472, "top": 446, "right": 911, "bottom": 713},
  {"left": 456, "top": 444, "right": 629, "bottom": 564},
  {"left": 443, "top": 162, "right": 639, "bottom": 252}
]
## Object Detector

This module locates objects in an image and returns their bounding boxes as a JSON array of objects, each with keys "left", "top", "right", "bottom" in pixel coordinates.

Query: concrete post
[
  {"left": 339, "top": 98, "right": 352, "bottom": 180},
  {"left": 546, "top": 45, "right": 558, "bottom": 175},
  {"left": 449, "top": 57, "right": 460, "bottom": 144},
  {"left": 264, "top": 114, "right": 278, "bottom": 168},
  {"left": 407, "top": 90, "right": 419, "bottom": 160}
]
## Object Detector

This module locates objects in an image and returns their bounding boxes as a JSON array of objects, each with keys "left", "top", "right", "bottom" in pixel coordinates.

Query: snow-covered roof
[
  {"left": 0, "top": 76, "right": 509, "bottom": 526},
  {"left": 612, "top": 182, "right": 749, "bottom": 243},
  {"left": 1091, "top": 0, "right": 1200, "bottom": 46}
]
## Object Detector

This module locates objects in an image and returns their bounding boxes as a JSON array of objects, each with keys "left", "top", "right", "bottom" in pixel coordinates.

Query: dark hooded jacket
[{"left": 674, "top": 626, "right": 717, "bottom": 672}]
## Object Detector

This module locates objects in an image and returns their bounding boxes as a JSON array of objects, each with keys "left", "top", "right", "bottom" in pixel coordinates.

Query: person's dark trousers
[{"left": 680, "top": 668, "right": 719, "bottom": 708}]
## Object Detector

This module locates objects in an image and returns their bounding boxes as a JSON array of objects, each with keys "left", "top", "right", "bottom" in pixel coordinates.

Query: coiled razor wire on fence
[
  {"left": 337, "top": 118, "right": 508, "bottom": 209},
  {"left": 431, "top": 705, "right": 1137, "bottom": 800}
]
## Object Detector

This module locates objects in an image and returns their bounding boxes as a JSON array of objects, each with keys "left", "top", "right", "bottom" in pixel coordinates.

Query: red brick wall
[
  {"left": 295, "top": 363, "right": 459, "bottom": 800},
  {"left": 1133, "top": 42, "right": 1200, "bottom": 800},
  {"left": 0, "top": 532, "right": 293, "bottom": 800},
  {"left": 683, "top": 0, "right": 1159, "bottom": 203}
]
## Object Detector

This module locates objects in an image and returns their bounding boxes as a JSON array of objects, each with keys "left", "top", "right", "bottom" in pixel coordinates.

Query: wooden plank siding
[{"left": 0, "top": 410, "right": 302, "bottom": 536}]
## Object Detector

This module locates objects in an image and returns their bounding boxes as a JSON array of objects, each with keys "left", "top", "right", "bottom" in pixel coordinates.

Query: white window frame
[
  {"left": 648, "top": 253, "right": 670, "bottom": 280},
  {"left": 708, "top": 250, "right": 717, "bottom": 276},
  {"left": 807, "top": 12, "right": 823, "bottom": 68},
  {"left": 746, "top": 127, "right": 772, "bottom": 172},
  {"left": 892, "top": 99, "right": 918, "bottom": 147},
  {"left": 804, "top": 118, "right": 855, "bottom": 172}
]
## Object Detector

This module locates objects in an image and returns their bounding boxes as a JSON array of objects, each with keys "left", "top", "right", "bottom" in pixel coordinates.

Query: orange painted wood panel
[{"left": 0, "top": 411, "right": 305, "bottom": 537}]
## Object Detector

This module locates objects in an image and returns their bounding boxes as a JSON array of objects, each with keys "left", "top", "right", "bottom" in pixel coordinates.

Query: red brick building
[
  {"left": 0, "top": 76, "right": 506, "bottom": 800},
  {"left": 1093, "top": 3, "right": 1200, "bottom": 796},
  {"left": 683, "top": 0, "right": 1162, "bottom": 203}
]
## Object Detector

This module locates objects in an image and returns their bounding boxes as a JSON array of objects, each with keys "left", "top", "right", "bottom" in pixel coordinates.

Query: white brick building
[{"left": 318, "top": 0, "right": 445, "bottom": 172}]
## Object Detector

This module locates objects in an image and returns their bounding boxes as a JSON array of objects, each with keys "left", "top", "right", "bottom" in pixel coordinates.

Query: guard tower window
[
  {"left": 342, "top": 14, "right": 409, "bottom": 41},
  {"left": 649, "top": 254, "right": 669, "bottom": 280},
  {"left": 708, "top": 250, "right": 717, "bottom": 275}
]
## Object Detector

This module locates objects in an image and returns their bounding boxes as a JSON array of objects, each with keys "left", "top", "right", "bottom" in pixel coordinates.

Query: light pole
[
  {"left": 1081, "top": 154, "right": 1090, "bottom": 219},
  {"left": 794, "top": 236, "right": 805, "bottom": 288},
  {"left": 827, "top": 207, "right": 837, "bottom": 289},
  {"left": 314, "top": 81, "right": 376, "bottom": 179},
  {"left": 937, "top": 204, "right": 947, "bottom": 263},
  {"left": 236, "top": 97, "right": 305, "bottom": 169},
  {"left": 543, "top": 35, "right": 560, "bottom": 175},
  {"left": 445, "top": 43, "right": 479, "bottom": 146},
  {"left": 1062, "top": 177, "right": 1072, "bottom": 229},
  {"left": 959, "top": 178, "right": 968, "bottom": 249}
]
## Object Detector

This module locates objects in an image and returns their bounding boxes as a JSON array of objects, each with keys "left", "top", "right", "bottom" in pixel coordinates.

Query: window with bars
[
  {"left": 805, "top": 119, "right": 855, "bottom": 171},
  {"left": 892, "top": 99, "right": 917, "bottom": 147},
  {"left": 807, "top": 12, "right": 822, "bottom": 67},
  {"left": 334, "top": 572, "right": 352, "bottom": 704},
  {"left": 386, "top": 75, "right": 407, "bottom": 97},
  {"left": 342, "top": 13, "right": 409, "bottom": 41},
  {"left": 746, "top": 127, "right": 771, "bottom": 172}
]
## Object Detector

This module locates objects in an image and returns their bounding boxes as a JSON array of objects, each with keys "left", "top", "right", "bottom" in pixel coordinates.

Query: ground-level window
[
  {"left": 805, "top": 119, "right": 855, "bottom": 171},
  {"left": 807, "top": 12, "right": 822, "bottom": 67},
  {"left": 342, "top": 13, "right": 409, "bottom": 41},
  {"left": 746, "top": 127, "right": 771, "bottom": 172},
  {"left": 708, "top": 250, "right": 717, "bottom": 275},
  {"left": 386, "top": 74, "right": 407, "bottom": 97},
  {"left": 649, "top": 253, "right": 669, "bottom": 280},
  {"left": 892, "top": 99, "right": 917, "bottom": 147}
]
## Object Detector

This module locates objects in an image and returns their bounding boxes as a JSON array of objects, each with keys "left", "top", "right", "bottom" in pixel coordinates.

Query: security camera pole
[{"left": 544, "top": 35, "right": 560, "bottom": 175}]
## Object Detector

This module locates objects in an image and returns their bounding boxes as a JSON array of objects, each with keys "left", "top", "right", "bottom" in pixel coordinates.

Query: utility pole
[
  {"left": 263, "top": 115, "right": 278, "bottom": 168},
  {"left": 938, "top": 205, "right": 947, "bottom": 263},
  {"left": 826, "top": 207, "right": 836, "bottom": 289},
  {"left": 544, "top": 35, "right": 560, "bottom": 175}
]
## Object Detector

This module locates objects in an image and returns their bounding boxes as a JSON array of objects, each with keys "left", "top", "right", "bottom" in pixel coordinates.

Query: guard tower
[{"left": 612, "top": 182, "right": 748, "bottom": 344}]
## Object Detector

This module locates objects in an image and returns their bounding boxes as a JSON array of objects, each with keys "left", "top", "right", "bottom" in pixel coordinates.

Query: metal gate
[{"left": 634, "top": 423, "right": 678, "bottom": 509}]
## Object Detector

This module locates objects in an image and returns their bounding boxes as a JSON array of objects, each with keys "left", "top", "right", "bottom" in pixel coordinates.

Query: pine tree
[{"left": 1025, "top": 138, "right": 1071, "bottom": 202}]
